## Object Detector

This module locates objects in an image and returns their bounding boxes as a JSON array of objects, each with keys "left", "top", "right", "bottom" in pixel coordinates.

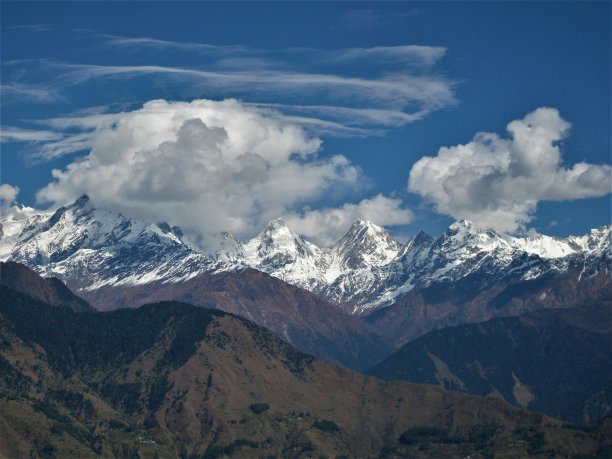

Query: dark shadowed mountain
[
  {"left": 365, "top": 262, "right": 611, "bottom": 348},
  {"left": 82, "top": 268, "right": 391, "bottom": 372},
  {"left": 1, "top": 273, "right": 609, "bottom": 458},
  {"left": 0, "top": 261, "right": 94, "bottom": 312},
  {"left": 369, "top": 301, "right": 612, "bottom": 424}
]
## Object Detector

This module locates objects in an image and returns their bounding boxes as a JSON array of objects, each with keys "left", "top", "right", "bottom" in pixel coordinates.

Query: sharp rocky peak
[
  {"left": 342, "top": 219, "right": 396, "bottom": 242},
  {"left": 255, "top": 218, "right": 306, "bottom": 246},
  {"left": 448, "top": 219, "right": 481, "bottom": 234},
  {"left": 333, "top": 219, "right": 401, "bottom": 270},
  {"left": 413, "top": 230, "right": 434, "bottom": 245},
  {"left": 443, "top": 219, "right": 505, "bottom": 243},
  {"left": 54, "top": 194, "right": 95, "bottom": 219},
  {"left": 397, "top": 230, "right": 433, "bottom": 258},
  {"left": 72, "top": 193, "right": 92, "bottom": 208},
  {"left": 263, "top": 217, "right": 290, "bottom": 232}
]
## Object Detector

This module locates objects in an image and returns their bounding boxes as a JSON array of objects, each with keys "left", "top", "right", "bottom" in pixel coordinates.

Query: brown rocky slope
[
  {"left": 365, "top": 264, "right": 611, "bottom": 348},
  {"left": 0, "top": 272, "right": 608, "bottom": 458},
  {"left": 82, "top": 268, "right": 390, "bottom": 371}
]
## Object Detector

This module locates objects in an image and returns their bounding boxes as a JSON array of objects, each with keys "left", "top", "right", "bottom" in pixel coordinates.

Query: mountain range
[
  {"left": 2, "top": 195, "right": 609, "bottom": 353},
  {"left": 3, "top": 195, "right": 609, "bottom": 313},
  {"left": 1, "top": 263, "right": 608, "bottom": 458}
]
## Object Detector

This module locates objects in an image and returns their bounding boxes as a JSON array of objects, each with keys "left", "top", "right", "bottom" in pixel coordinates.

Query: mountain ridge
[
  {"left": 368, "top": 300, "right": 612, "bottom": 424},
  {"left": 1, "top": 269, "right": 608, "bottom": 458},
  {"left": 1, "top": 195, "right": 609, "bottom": 317}
]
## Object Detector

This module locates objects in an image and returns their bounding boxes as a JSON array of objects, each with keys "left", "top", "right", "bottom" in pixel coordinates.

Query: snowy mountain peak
[
  {"left": 446, "top": 219, "right": 498, "bottom": 237},
  {"left": 582, "top": 226, "right": 611, "bottom": 254},
  {"left": 244, "top": 218, "right": 321, "bottom": 269},
  {"left": 351, "top": 219, "right": 379, "bottom": 231},
  {"left": 2, "top": 194, "right": 609, "bottom": 316},
  {"left": 397, "top": 230, "right": 434, "bottom": 258},
  {"left": 72, "top": 193, "right": 92, "bottom": 210},
  {"left": 3, "top": 196, "right": 223, "bottom": 291},
  {"left": 442, "top": 219, "right": 508, "bottom": 251},
  {"left": 447, "top": 219, "right": 478, "bottom": 233},
  {"left": 413, "top": 230, "right": 434, "bottom": 246},
  {"left": 253, "top": 218, "right": 305, "bottom": 250},
  {"left": 262, "top": 217, "right": 290, "bottom": 232},
  {"left": 333, "top": 219, "right": 401, "bottom": 270},
  {"left": 214, "top": 232, "right": 246, "bottom": 264}
]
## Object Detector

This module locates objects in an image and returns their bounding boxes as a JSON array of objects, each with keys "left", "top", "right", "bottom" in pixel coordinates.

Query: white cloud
[
  {"left": 285, "top": 194, "right": 413, "bottom": 247},
  {"left": 0, "top": 83, "right": 59, "bottom": 103},
  {"left": 328, "top": 45, "right": 446, "bottom": 69},
  {"left": 36, "top": 99, "right": 366, "bottom": 251},
  {"left": 0, "top": 184, "right": 19, "bottom": 209},
  {"left": 408, "top": 107, "right": 612, "bottom": 233},
  {"left": 2, "top": 35, "right": 455, "bottom": 136},
  {"left": 98, "top": 33, "right": 444, "bottom": 70},
  {"left": 0, "top": 126, "right": 63, "bottom": 142},
  {"left": 54, "top": 63, "right": 454, "bottom": 114},
  {"left": 248, "top": 103, "right": 424, "bottom": 127}
]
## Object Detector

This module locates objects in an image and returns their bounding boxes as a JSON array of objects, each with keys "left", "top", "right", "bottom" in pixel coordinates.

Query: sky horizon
[{"left": 1, "top": 1, "right": 610, "bottom": 247}]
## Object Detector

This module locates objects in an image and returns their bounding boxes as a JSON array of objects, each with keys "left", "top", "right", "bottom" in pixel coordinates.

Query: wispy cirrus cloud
[
  {"left": 1, "top": 30, "right": 456, "bottom": 153},
  {"left": 91, "top": 31, "right": 444, "bottom": 69},
  {"left": 0, "top": 126, "right": 93, "bottom": 161},
  {"left": 0, "top": 126, "right": 63, "bottom": 142},
  {"left": 49, "top": 62, "right": 454, "bottom": 110},
  {"left": 0, "top": 83, "right": 60, "bottom": 103},
  {"left": 248, "top": 103, "right": 428, "bottom": 127},
  {"left": 7, "top": 24, "right": 54, "bottom": 32}
]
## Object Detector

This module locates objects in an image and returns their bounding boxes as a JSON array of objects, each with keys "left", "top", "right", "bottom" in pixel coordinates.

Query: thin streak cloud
[{"left": 1, "top": 32, "right": 456, "bottom": 148}]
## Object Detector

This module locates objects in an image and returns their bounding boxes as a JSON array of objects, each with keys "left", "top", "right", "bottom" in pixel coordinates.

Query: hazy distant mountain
[
  {"left": 369, "top": 301, "right": 612, "bottom": 424},
  {"left": 0, "top": 268, "right": 607, "bottom": 458}
]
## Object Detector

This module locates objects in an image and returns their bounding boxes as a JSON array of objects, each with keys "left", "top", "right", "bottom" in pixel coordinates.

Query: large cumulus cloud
[
  {"left": 408, "top": 107, "right": 611, "bottom": 233},
  {"left": 36, "top": 99, "right": 409, "bottom": 249}
]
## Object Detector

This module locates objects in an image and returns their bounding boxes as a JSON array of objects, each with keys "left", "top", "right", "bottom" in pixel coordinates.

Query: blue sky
[{"left": 1, "top": 1, "right": 610, "bottom": 246}]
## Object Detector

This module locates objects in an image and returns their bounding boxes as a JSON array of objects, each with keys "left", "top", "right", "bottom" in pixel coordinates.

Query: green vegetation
[
  {"left": 395, "top": 423, "right": 500, "bottom": 451},
  {"left": 148, "top": 376, "right": 173, "bottom": 411},
  {"left": 313, "top": 419, "right": 339, "bottom": 433},
  {"left": 48, "top": 389, "right": 95, "bottom": 420},
  {"left": 399, "top": 426, "right": 451, "bottom": 445},
  {"left": 513, "top": 426, "right": 547, "bottom": 454},
  {"left": 249, "top": 402, "right": 270, "bottom": 414},
  {"left": 100, "top": 382, "right": 142, "bottom": 414},
  {"left": 203, "top": 438, "right": 269, "bottom": 458},
  {"left": 32, "top": 399, "right": 95, "bottom": 448},
  {"left": 0, "top": 288, "right": 217, "bottom": 377},
  {"left": 0, "top": 354, "right": 32, "bottom": 392}
]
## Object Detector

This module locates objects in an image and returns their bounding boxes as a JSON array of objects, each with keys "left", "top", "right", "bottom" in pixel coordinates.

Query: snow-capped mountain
[
  {"left": 359, "top": 220, "right": 611, "bottom": 313},
  {"left": 0, "top": 205, "right": 53, "bottom": 260},
  {"left": 243, "top": 218, "right": 330, "bottom": 291},
  {"left": 1, "top": 195, "right": 609, "bottom": 314},
  {"left": 1, "top": 195, "right": 240, "bottom": 292},
  {"left": 332, "top": 219, "right": 401, "bottom": 271}
]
